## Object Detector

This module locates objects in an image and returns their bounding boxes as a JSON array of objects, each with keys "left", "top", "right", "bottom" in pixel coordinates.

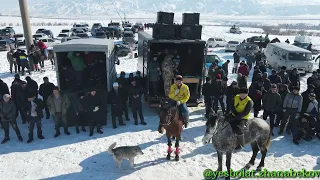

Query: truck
[
  {"left": 137, "top": 31, "right": 207, "bottom": 108},
  {"left": 53, "top": 38, "right": 119, "bottom": 126}
]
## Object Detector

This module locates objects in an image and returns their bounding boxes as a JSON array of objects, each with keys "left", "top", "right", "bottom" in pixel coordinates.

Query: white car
[
  {"left": 207, "top": 38, "right": 228, "bottom": 48},
  {"left": 14, "top": 34, "right": 25, "bottom": 45},
  {"left": 39, "top": 38, "right": 59, "bottom": 48},
  {"left": 225, "top": 41, "right": 240, "bottom": 52},
  {"left": 61, "top": 36, "right": 81, "bottom": 43},
  {"left": 33, "top": 33, "right": 48, "bottom": 40},
  {"left": 56, "top": 33, "right": 69, "bottom": 40}
]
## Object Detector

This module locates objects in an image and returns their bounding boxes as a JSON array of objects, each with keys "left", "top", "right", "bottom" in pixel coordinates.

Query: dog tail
[{"left": 107, "top": 142, "right": 117, "bottom": 154}]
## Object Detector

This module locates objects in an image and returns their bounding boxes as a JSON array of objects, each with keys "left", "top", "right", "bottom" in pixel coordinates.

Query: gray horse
[{"left": 202, "top": 111, "right": 271, "bottom": 180}]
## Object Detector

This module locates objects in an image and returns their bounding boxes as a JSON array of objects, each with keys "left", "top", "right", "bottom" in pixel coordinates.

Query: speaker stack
[{"left": 152, "top": 11, "right": 202, "bottom": 40}]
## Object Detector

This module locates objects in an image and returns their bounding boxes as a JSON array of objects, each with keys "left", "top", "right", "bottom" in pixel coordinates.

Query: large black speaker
[
  {"left": 182, "top": 13, "right": 200, "bottom": 25},
  {"left": 178, "top": 25, "right": 202, "bottom": 40},
  {"left": 156, "top": 11, "right": 174, "bottom": 24},
  {"left": 152, "top": 23, "right": 177, "bottom": 39}
]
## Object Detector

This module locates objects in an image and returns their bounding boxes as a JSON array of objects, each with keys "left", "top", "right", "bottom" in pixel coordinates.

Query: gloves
[
  {"left": 93, "top": 106, "right": 99, "bottom": 112},
  {"left": 176, "top": 101, "right": 181, "bottom": 106},
  {"left": 174, "top": 89, "right": 180, "bottom": 95}
]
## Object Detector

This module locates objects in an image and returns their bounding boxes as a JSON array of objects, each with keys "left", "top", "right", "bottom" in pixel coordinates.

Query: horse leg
[
  {"left": 225, "top": 151, "right": 232, "bottom": 180},
  {"left": 256, "top": 144, "right": 267, "bottom": 171},
  {"left": 174, "top": 139, "right": 180, "bottom": 161},
  {"left": 217, "top": 151, "right": 223, "bottom": 171},
  {"left": 245, "top": 142, "right": 259, "bottom": 170},
  {"left": 167, "top": 137, "right": 172, "bottom": 160}
]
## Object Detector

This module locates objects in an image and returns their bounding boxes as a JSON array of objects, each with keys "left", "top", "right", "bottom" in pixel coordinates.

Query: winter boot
[
  {"left": 17, "top": 135, "right": 23, "bottom": 142},
  {"left": 89, "top": 126, "right": 94, "bottom": 136},
  {"left": 1, "top": 137, "right": 10, "bottom": 144},
  {"left": 183, "top": 115, "right": 189, "bottom": 128},
  {"left": 37, "top": 130, "right": 44, "bottom": 139},
  {"left": 64, "top": 128, "right": 70, "bottom": 135},
  {"left": 293, "top": 138, "right": 299, "bottom": 145},
  {"left": 54, "top": 129, "right": 61, "bottom": 138},
  {"left": 141, "top": 119, "right": 147, "bottom": 125},
  {"left": 278, "top": 124, "right": 285, "bottom": 135},
  {"left": 76, "top": 126, "right": 80, "bottom": 134},
  {"left": 119, "top": 117, "right": 126, "bottom": 126},
  {"left": 236, "top": 134, "right": 245, "bottom": 150},
  {"left": 27, "top": 132, "right": 33, "bottom": 144},
  {"left": 134, "top": 118, "right": 138, "bottom": 125},
  {"left": 97, "top": 125, "right": 103, "bottom": 134},
  {"left": 112, "top": 118, "right": 117, "bottom": 129},
  {"left": 82, "top": 126, "right": 86, "bottom": 132}
]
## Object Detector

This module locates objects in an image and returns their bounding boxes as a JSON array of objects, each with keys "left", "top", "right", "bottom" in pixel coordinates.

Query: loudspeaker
[
  {"left": 152, "top": 23, "right": 177, "bottom": 39},
  {"left": 178, "top": 25, "right": 202, "bottom": 40},
  {"left": 182, "top": 13, "right": 200, "bottom": 25},
  {"left": 156, "top": 11, "right": 174, "bottom": 24}
]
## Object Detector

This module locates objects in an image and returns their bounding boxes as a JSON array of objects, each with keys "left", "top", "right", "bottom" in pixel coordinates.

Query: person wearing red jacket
[
  {"left": 37, "top": 40, "right": 48, "bottom": 60},
  {"left": 237, "top": 62, "right": 250, "bottom": 77}
]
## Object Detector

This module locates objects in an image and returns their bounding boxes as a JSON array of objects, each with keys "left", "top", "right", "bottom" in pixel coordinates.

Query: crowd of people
[
  {"left": 0, "top": 70, "right": 147, "bottom": 144},
  {"left": 204, "top": 55, "right": 320, "bottom": 145}
]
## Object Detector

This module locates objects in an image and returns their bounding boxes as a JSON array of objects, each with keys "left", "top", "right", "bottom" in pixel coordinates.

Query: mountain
[{"left": 1, "top": 0, "right": 320, "bottom": 18}]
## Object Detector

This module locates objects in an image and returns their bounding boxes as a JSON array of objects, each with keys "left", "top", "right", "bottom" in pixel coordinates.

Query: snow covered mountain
[{"left": 2, "top": 0, "right": 320, "bottom": 17}]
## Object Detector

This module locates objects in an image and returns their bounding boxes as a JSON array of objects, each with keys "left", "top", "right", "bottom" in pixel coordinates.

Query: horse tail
[{"left": 265, "top": 131, "right": 272, "bottom": 149}]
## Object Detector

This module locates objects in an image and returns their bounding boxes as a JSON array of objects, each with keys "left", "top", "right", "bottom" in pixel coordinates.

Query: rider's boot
[
  {"left": 235, "top": 133, "right": 245, "bottom": 150},
  {"left": 183, "top": 114, "right": 189, "bottom": 128}
]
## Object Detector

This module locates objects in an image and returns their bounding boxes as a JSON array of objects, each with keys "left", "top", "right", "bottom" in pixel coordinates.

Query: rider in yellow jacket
[
  {"left": 230, "top": 87, "right": 253, "bottom": 149},
  {"left": 169, "top": 75, "right": 190, "bottom": 128}
]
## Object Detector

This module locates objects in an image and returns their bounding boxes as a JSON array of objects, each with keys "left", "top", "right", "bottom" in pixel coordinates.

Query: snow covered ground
[{"left": 0, "top": 23, "right": 319, "bottom": 180}]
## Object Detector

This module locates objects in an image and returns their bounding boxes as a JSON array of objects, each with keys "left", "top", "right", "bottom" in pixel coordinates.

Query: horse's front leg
[
  {"left": 174, "top": 138, "right": 180, "bottom": 161},
  {"left": 167, "top": 136, "right": 172, "bottom": 160},
  {"left": 217, "top": 151, "right": 223, "bottom": 172},
  {"left": 225, "top": 151, "right": 232, "bottom": 180}
]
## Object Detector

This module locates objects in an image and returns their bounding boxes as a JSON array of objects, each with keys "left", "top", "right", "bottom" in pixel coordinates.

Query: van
[
  {"left": 207, "top": 38, "right": 227, "bottom": 48},
  {"left": 265, "top": 43, "right": 313, "bottom": 74}
]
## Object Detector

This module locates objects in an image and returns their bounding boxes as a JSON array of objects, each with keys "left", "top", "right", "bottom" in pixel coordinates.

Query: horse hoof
[
  {"left": 175, "top": 155, "right": 179, "bottom": 161},
  {"left": 166, "top": 154, "right": 171, "bottom": 160}
]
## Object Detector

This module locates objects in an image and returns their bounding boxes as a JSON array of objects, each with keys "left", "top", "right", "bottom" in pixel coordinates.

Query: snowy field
[{"left": 0, "top": 22, "right": 319, "bottom": 180}]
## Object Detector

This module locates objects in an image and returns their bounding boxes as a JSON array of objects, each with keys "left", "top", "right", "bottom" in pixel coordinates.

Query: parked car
[
  {"left": 76, "top": 33, "right": 89, "bottom": 39},
  {"left": 204, "top": 52, "right": 223, "bottom": 76},
  {"left": 39, "top": 38, "right": 59, "bottom": 48},
  {"left": 95, "top": 31, "right": 106, "bottom": 38},
  {"left": 36, "top": 28, "right": 46, "bottom": 34},
  {"left": 33, "top": 33, "right": 48, "bottom": 40},
  {"left": 13, "top": 34, "right": 25, "bottom": 45},
  {"left": 73, "top": 24, "right": 89, "bottom": 32},
  {"left": 71, "top": 29, "right": 85, "bottom": 36},
  {"left": 225, "top": 41, "right": 240, "bottom": 52},
  {"left": 108, "top": 22, "right": 121, "bottom": 28},
  {"left": 60, "top": 29, "right": 71, "bottom": 34},
  {"left": 0, "top": 39, "right": 15, "bottom": 51},
  {"left": 61, "top": 36, "right": 81, "bottom": 43},
  {"left": 229, "top": 25, "right": 242, "bottom": 34},
  {"left": 41, "top": 30, "right": 54, "bottom": 39},
  {"left": 236, "top": 42, "right": 260, "bottom": 57},
  {"left": 122, "top": 31, "right": 134, "bottom": 44},
  {"left": 0, "top": 28, "right": 15, "bottom": 38},
  {"left": 56, "top": 33, "right": 69, "bottom": 40},
  {"left": 5, "top": 26, "right": 14, "bottom": 29},
  {"left": 115, "top": 43, "right": 130, "bottom": 56},
  {"left": 207, "top": 38, "right": 228, "bottom": 47},
  {"left": 246, "top": 36, "right": 265, "bottom": 43},
  {"left": 91, "top": 23, "right": 102, "bottom": 36}
]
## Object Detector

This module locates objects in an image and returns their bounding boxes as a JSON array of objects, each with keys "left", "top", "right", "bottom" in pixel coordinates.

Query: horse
[
  {"left": 158, "top": 101, "right": 184, "bottom": 161},
  {"left": 270, "top": 38, "right": 280, "bottom": 43},
  {"left": 202, "top": 111, "right": 271, "bottom": 180}
]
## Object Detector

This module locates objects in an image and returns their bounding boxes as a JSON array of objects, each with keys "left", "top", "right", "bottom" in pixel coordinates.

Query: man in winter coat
[
  {"left": 67, "top": 52, "right": 86, "bottom": 88},
  {"left": 275, "top": 84, "right": 290, "bottom": 127},
  {"left": 0, "top": 94, "right": 23, "bottom": 144},
  {"left": 0, "top": 79, "right": 9, "bottom": 102},
  {"left": 25, "top": 93, "right": 45, "bottom": 143},
  {"left": 25, "top": 76, "right": 38, "bottom": 97},
  {"left": 262, "top": 84, "right": 282, "bottom": 135},
  {"left": 237, "top": 62, "right": 249, "bottom": 77},
  {"left": 162, "top": 55, "right": 175, "bottom": 97},
  {"left": 258, "top": 61, "right": 267, "bottom": 74},
  {"left": 226, "top": 81, "right": 240, "bottom": 114},
  {"left": 118, "top": 82, "right": 129, "bottom": 121},
  {"left": 254, "top": 51, "right": 262, "bottom": 64},
  {"left": 252, "top": 66, "right": 262, "bottom": 82},
  {"left": 85, "top": 88, "right": 104, "bottom": 136},
  {"left": 249, "top": 80, "right": 266, "bottom": 117},
  {"left": 211, "top": 74, "right": 226, "bottom": 114},
  {"left": 135, "top": 71, "right": 144, "bottom": 90},
  {"left": 280, "top": 86, "right": 303, "bottom": 137},
  {"left": 222, "top": 60, "right": 230, "bottom": 76},
  {"left": 237, "top": 73, "right": 247, "bottom": 88},
  {"left": 230, "top": 88, "right": 253, "bottom": 150},
  {"left": 307, "top": 71, "right": 318, "bottom": 86},
  {"left": 15, "top": 81, "right": 28, "bottom": 124},
  {"left": 13, "top": 49, "right": 30, "bottom": 75},
  {"left": 233, "top": 50, "right": 240, "bottom": 74},
  {"left": 245, "top": 54, "right": 254, "bottom": 70},
  {"left": 301, "top": 84, "right": 315, "bottom": 114},
  {"left": 268, "top": 70, "right": 282, "bottom": 85},
  {"left": 39, "top": 77, "right": 55, "bottom": 119},
  {"left": 7, "top": 49, "right": 17, "bottom": 73},
  {"left": 149, "top": 55, "right": 161, "bottom": 96},
  {"left": 108, "top": 82, "right": 126, "bottom": 129},
  {"left": 262, "top": 73, "right": 271, "bottom": 91},
  {"left": 73, "top": 91, "right": 87, "bottom": 134},
  {"left": 47, "top": 86, "right": 71, "bottom": 137},
  {"left": 128, "top": 79, "right": 147, "bottom": 125},
  {"left": 202, "top": 77, "right": 213, "bottom": 118},
  {"left": 118, "top": 71, "right": 128, "bottom": 88},
  {"left": 168, "top": 75, "right": 190, "bottom": 128},
  {"left": 278, "top": 66, "right": 291, "bottom": 86}
]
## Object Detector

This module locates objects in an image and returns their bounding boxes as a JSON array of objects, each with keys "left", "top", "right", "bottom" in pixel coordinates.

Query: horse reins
[{"left": 160, "top": 108, "right": 179, "bottom": 126}]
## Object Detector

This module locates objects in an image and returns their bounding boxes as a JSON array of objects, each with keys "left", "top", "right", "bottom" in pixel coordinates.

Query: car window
[
  {"left": 41, "top": 39, "right": 47, "bottom": 42},
  {"left": 216, "top": 38, "right": 223, "bottom": 41},
  {"left": 228, "top": 41, "right": 239, "bottom": 44},
  {"left": 48, "top": 39, "right": 54, "bottom": 42},
  {"left": 288, "top": 53, "right": 312, "bottom": 61}
]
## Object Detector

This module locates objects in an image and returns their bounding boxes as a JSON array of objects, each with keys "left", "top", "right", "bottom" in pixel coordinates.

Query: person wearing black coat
[
  {"left": 15, "top": 81, "right": 28, "bottom": 124},
  {"left": 135, "top": 71, "right": 144, "bottom": 90},
  {"left": 85, "top": 89, "right": 104, "bottom": 136},
  {"left": 127, "top": 73, "right": 135, "bottom": 106},
  {"left": 222, "top": 60, "right": 230, "bottom": 76},
  {"left": 211, "top": 75, "right": 226, "bottom": 114},
  {"left": 233, "top": 51, "right": 240, "bottom": 74},
  {"left": 307, "top": 71, "right": 318, "bottom": 86},
  {"left": 258, "top": 61, "right": 267, "bottom": 74},
  {"left": 25, "top": 76, "right": 38, "bottom": 97},
  {"left": 268, "top": 70, "right": 282, "bottom": 85},
  {"left": 301, "top": 84, "right": 315, "bottom": 114},
  {"left": 25, "top": 94, "right": 45, "bottom": 143},
  {"left": 289, "top": 68, "right": 300, "bottom": 90},
  {"left": 117, "top": 71, "right": 128, "bottom": 88},
  {"left": 119, "top": 83, "right": 130, "bottom": 120},
  {"left": 262, "top": 73, "right": 272, "bottom": 92},
  {"left": 0, "top": 79, "right": 9, "bottom": 101},
  {"left": 39, "top": 77, "right": 55, "bottom": 119},
  {"left": 249, "top": 80, "right": 266, "bottom": 117},
  {"left": 73, "top": 91, "right": 87, "bottom": 134},
  {"left": 128, "top": 79, "right": 147, "bottom": 125},
  {"left": 252, "top": 67, "right": 262, "bottom": 82},
  {"left": 202, "top": 77, "right": 213, "bottom": 118},
  {"left": 226, "top": 81, "right": 240, "bottom": 114},
  {"left": 108, "top": 82, "right": 126, "bottom": 129},
  {"left": 13, "top": 49, "right": 31, "bottom": 75}
]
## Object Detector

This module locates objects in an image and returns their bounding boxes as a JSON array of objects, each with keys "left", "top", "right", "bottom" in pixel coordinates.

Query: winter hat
[
  {"left": 113, "top": 82, "right": 119, "bottom": 87},
  {"left": 292, "top": 86, "right": 300, "bottom": 91},
  {"left": 281, "top": 66, "right": 286, "bottom": 70},
  {"left": 239, "top": 88, "right": 249, "bottom": 94},
  {"left": 231, "top": 81, "right": 238, "bottom": 85},
  {"left": 27, "top": 92, "right": 35, "bottom": 98},
  {"left": 3, "top": 94, "right": 10, "bottom": 100},
  {"left": 14, "top": 74, "right": 20, "bottom": 79},
  {"left": 271, "top": 84, "right": 277, "bottom": 89}
]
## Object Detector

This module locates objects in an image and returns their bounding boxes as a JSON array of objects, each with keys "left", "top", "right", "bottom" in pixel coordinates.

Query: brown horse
[{"left": 158, "top": 101, "right": 183, "bottom": 161}]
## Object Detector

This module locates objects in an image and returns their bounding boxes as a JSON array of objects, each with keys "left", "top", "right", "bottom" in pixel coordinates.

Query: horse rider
[
  {"left": 229, "top": 87, "right": 253, "bottom": 150},
  {"left": 168, "top": 75, "right": 190, "bottom": 128}
]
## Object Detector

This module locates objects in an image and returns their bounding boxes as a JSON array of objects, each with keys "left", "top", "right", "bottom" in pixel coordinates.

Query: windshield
[
  {"left": 288, "top": 53, "right": 312, "bottom": 61},
  {"left": 1, "top": 29, "right": 10, "bottom": 33},
  {"left": 124, "top": 33, "right": 133, "bottom": 37},
  {"left": 58, "top": 34, "right": 68, "bottom": 37},
  {"left": 228, "top": 41, "right": 239, "bottom": 44},
  {"left": 0, "top": 41, "right": 6, "bottom": 45},
  {"left": 61, "top": 30, "right": 69, "bottom": 33},
  {"left": 206, "top": 55, "right": 221, "bottom": 63}
]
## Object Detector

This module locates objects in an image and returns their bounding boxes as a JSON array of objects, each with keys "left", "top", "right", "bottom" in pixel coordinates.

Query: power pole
[{"left": 18, "top": 0, "right": 34, "bottom": 70}]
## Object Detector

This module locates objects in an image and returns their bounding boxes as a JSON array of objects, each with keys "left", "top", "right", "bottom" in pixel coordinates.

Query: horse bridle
[{"left": 160, "top": 108, "right": 178, "bottom": 126}]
